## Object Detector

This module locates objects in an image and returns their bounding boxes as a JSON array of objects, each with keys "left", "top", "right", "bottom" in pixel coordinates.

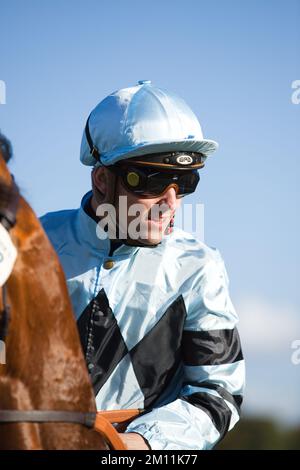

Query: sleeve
[{"left": 125, "top": 248, "right": 245, "bottom": 450}]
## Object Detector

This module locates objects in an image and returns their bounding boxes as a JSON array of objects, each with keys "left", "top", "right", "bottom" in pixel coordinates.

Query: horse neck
[
  {"left": 0, "top": 377, "right": 43, "bottom": 449},
  {"left": 1, "top": 196, "right": 104, "bottom": 449}
]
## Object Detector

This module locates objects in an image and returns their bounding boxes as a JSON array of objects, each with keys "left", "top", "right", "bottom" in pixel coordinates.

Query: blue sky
[{"left": 1, "top": 0, "right": 299, "bottom": 425}]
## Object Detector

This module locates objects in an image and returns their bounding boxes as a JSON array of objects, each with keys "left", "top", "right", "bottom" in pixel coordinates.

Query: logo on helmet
[{"left": 176, "top": 155, "right": 193, "bottom": 165}]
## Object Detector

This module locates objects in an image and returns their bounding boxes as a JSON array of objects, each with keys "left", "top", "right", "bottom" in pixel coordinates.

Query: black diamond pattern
[
  {"left": 77, "top": 288, "right": 128, "bottom": 396},
  {"left": 77, "top": 291, "right": 187, "bottom": 408},
  {"left": 129, "top": 295, "right": 187, "bottom": 408}
]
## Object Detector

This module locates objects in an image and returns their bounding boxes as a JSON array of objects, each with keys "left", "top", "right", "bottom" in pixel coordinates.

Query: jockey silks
[{"left": 41, "top": 192, "right": 245, "bottom": 450}]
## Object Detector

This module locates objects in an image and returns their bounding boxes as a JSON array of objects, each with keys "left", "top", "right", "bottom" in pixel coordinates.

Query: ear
[{"left": 91, "top": 166, "right": 108, "bottom": 198}]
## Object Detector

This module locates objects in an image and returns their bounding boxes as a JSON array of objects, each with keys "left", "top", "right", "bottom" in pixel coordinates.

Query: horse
[{"left": 0, "top": 134, "right": 138, "bottom": 449}]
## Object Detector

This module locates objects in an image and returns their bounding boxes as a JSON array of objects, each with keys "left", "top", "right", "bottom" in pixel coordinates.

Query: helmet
[{"left": 80, "top": 80, "right": 218, "bottom": 169}]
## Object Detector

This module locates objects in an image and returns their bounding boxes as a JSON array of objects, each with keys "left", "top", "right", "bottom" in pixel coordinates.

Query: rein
[{"left": 0, "top": 409, "right": 141, "bottom": 450}]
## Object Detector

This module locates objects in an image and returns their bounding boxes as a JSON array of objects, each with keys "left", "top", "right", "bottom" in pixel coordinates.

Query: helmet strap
[{"left": 85, "top": 115, "right": 100, "bottom": 162}]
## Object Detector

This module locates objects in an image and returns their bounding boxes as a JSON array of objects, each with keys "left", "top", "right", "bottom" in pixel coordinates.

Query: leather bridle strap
[
  {"left": 0, "top": 409, "right": 141, "bottom": 450},
  {"left": 0, "top": 410, "right": 96, "bottom": 427},
  {"left": 0, "top": 285, "right": 10, "bottom": 342}
]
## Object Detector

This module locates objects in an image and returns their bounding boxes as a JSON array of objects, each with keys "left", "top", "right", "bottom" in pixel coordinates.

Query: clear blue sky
[{"left": 1, "top": 0, "right": 299, "bottom": 425}]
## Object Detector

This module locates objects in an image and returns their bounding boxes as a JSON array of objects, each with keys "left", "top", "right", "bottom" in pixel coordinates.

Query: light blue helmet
[{"left": 80, "top": 80, "right": 218, "bottom": 167}]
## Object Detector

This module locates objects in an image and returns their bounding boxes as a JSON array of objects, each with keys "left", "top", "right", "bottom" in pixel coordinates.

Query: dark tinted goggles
[{"left": 108, "top": 164, "right": 200, "bottom": 198}]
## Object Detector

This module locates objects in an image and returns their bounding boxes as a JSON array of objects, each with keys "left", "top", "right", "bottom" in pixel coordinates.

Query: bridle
[
  {"left": 0, "top": 175, "right": 140, "bottom": 449},
  {"left": 0, "top": 176, "right": 19, "bottom": 343}
]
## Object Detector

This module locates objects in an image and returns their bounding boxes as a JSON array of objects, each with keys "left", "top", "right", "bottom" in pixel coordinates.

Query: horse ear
[{"left": 0, "top": 133, "right": 13, "bottom": 163}]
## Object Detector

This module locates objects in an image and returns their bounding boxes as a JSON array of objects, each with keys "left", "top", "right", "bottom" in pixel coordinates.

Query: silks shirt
[{"left": 40, "top": 192, "right": 245, "bottom": 450}]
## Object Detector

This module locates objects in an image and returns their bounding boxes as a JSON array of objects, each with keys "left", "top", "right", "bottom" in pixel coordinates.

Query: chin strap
[{"left": 124, "top": 238, "right": 161, "bottom": 248}]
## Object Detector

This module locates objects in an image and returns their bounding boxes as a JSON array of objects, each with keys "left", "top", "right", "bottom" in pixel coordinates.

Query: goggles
[{"left": 108, "top": 164, "right": 200, "bottom": 198}]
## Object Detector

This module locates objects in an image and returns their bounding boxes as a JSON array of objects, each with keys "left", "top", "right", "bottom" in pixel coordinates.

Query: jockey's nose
[{"left": 159, "top": 185, "right": 178, "bottom": 212}]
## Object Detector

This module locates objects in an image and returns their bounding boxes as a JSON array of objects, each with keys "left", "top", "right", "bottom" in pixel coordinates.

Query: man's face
[
  {"left": 114, "top": 174, "right": 182, "bottom": 245},
  {"left": 92, "top": 167, "right": 182, "bottom": 245}
]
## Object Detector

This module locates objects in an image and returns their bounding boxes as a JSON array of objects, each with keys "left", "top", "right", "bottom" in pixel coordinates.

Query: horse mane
[
  {"left": 0, "top": 133, "right": 19, "bottom": 214},
  {"left": 0, "top": 133, "right": 13, "bottom": 163}
]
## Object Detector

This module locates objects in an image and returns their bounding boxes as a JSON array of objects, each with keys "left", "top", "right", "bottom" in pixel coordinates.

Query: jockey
[{"left": 41, "top": 81, "right": 245, "bottom": 450}]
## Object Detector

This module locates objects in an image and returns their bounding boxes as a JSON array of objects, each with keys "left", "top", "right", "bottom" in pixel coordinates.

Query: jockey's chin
[{"left": 140, "top": 216, "right": 172, "bottom": 245}]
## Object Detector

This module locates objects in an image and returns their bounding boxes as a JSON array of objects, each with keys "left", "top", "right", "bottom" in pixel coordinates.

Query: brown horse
[{"left": 0, "top": 135, "right": 137, "bottom": 449}]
